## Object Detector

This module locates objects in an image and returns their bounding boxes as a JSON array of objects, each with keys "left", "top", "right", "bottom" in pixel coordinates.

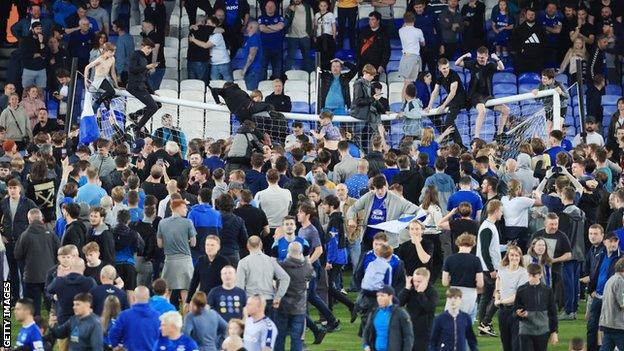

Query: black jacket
[
  {"left": 47, "top": 273, "right": 97, "bottom": 324},
  {"left": 588, "top": 248, "right": 622, "bottom": 294},
  {"left": 357, "top": 26, "right": 391, "bottom": 70},
  {"left": 391, "top": 170, "right": 424, "bottom": 205},
  {"left": 512, "top": 22, "right": 547, "bottom": 60},
  {"left": 365, "top": 151, "right": 386, "bottom": 177},
  {"left": 513, "top": 282, "right": 558, "bottom": 335},
  {"left": 0, "top": 196, "right": 37, "bottom": 241},
  {"left": 363, "top": 305, "right": 414, "bottom": 351},
  {"left": 211, "top": 85, "right": 267, "bottom": 122},
  {"left": 61, "top": 220, "right": 88, "bottom": 253},
  {"left": 20, "top": 33, "right": 46, "bottom": 70},
  {"left": 586, "top": 85, "right": 604, "bottom": 123},
  {"left": 218, "top": 212, "right": 248, "bottom": 256},
  {"left": 399, "top": 285, "right": 438, "bottom": 337},
  {"left": 89, "top": 225, "right": 116, "bottom": 266},
  {"left": 14, "top": 222, "right": 60, "bottom": 283},
  {"left": 130, "top": 220, "right": 158, "bottom": 260},
  {"left": 265, "top": 93, "right": 292, "bottom": 112},
  {"left": 319, "top": 61, "right": 357, "bottom": 110},
  {"left": 187, "top": 254, "right": 230, "bottom": 303},
  {"left": 284, "top": 177, "right": 309, "bottom": 215},
  {"left": 127, "top": 50, "right": 152, "bottom": 91}
]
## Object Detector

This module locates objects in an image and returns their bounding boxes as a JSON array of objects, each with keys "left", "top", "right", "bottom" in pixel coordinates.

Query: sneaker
[
  {"left": 312, "top": 329, "right": 326, "bottom": 344},
  {"left": 340, "top": 289, "right": 348, "bottom": 295},
  {"left": 326, "top": 319, "right": 341, "bottom": 333},
  {"left": 558, "top": 312, "right": 577, "bottom": 320},
  {"left": 478, "top": 322, "right": 497, "bottom": 337}
]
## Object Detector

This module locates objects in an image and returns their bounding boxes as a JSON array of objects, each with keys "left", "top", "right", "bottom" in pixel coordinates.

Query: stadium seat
[
  {"left": 180, "top": 37, "right": 188, "bottom": 49},
  {"left": 518, "top": 84, "right": 534, "bottom": 94},
  {"left": 234, "top": 80, "right": 247, "bottom": 91},
  {"left": 386, "top": 61, "right": 400, "bottom": 73},
  {"left": 604, "top": 105, "right": 617, "bottom": 116},
  {"left": 164, "top": 68, "right": 178, "bottom": 80},
  {"left": 555, "top": 74, "right": 568, "bottom": 85},
  {"left": 209, "top": 80, "right": 227, "bottom": 89},
  {"left": 389, "top": 92, "right": 403, "bottom": 105},
  {"left": 285, "top": 80, "right": 310, "bottom": 94},
  {"left": 386, "top": 71, "right": 402, "bottom": 83},
  {"left": 493, "top": 84, "right": 517, "bottom": 95},
  {"left": 603, "top": 95, "right": 620, "bottom": 106},
  {"left": 160, "top": 79, "right": 179, "bottom": 91},
  {"left": 164, "top": 47, "right": 178, "bottom": 59},
  {"left": 358, "top": 4, "right": 374, "bottom": 20},
  {"left": 165, "top": 58, "right": 178, "bottom": 68},
  {"left": 290, "top": 91, "right": 310, "bottom": 104},
  {"left": 180, "top": 90, "right": 205, "bottom": 102},
  {"left": 129, "top": 25, "right": 141, "bottom": 36},
  {"left": 606, "top": 84, "right": 622, "bottom": 96},
  {"left": 292, "top": 101, "right": 310, "bottom": 113},
  {"left": 164, "top": 37, "right": 180, "bottom": 50},
  {"left": 390, "top": 50, "right": 402, "bottom": 61},
  {"left": 180, "top": 79, "right": 205, "bottom": 92},
  {"left": 233, "top": 70, "right": 244, "bottom": 80},
  {"left": 517, "top": 72, "right": 540, "bottom": 85},
  {"left": 493, "top": 72, "right": 516, "bottom": 84},
  {"left": 286, "top": 70, "right": 310, "bottom": 82}
]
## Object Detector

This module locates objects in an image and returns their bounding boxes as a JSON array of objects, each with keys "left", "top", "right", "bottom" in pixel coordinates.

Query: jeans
[
  {"left": 587, "top": 297, "right": 603, "bottom": 351},
  {"left": 286, "top": 37, "right": 312, "bottom": 72},
  {"left": 347, "top": 240, "right": 361, "bottom": 291},
  {"left": 600, "top": 329, "right": 624, "bottom": 351},
  {"left": 148, "top": 68, "right": 166, "bottom": 92},
  {"left": 210, "top": 62, "right": 234, "bottom": 82},
  {"left": 563, "top": 260, "right": 581, "bottom": 314},
  {"left": 478, "top": 273, "right": 497, "bottom": 324},
  {"left": 499, "top": 305, "right": 520, "bottom": 351},
  {"left": 244, "top": 68, "right": 265, "bottom": 90},
  {"left": 307, "top": 263, "right": 336, "bottom": 323},
  {"left": 337, "top": 7, "right": 357, "bottom": 50},
  {"left": 262, "top": 49, "right": 283, "bottom": 79},
  {"left": 274, "top": 312, "right": 306, "bottom": 351},
  {"left": 519, "top": 333, "right": 550, "bottom": 351},
  {"left": 127, "top": 84, "right": 160, "bottom": 130},
  {"left": 187, "top": 61, "right": 209, "bottom": 82},
  {"left": 22, "top": 68, "right": 47, "bottom": 89},
  {"left": 23, "top": 282, "right": 45, "bottom": 317},
  {"left": 327, "top": 264, "right": 354, "bottom": 311}
]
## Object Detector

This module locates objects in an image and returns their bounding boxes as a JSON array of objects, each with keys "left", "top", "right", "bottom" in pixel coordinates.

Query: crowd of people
[{"left": 1, "top": 0, "right": 624, "bottom": 350}]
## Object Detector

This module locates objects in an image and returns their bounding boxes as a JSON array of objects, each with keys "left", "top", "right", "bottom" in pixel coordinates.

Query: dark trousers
[
  {"left": 587, "top": 296, "right": 603, "bottom": 351},
  {"left": 337, "top": 7, "right": 357, "bottom": 50},
  {"left": 127, "top": 85, "right": 160, "bottom": 131},
  {"left": 92, "top": 79, "right": 116, "bottom": 112},
  {"left": 430, "top": 103, "right": 466, "bottom": 148},
  {"left": 441, "top": 42, "right": 458, "bottom": 60},
  {"left": 499, "top": 305, "right": 520, "bottom": 351},
  {"left": 519, "top": 333, "right": 550, "bottom": 351},
  {"left": 601, "top": 329, "right": 624, "bottom": 351},
  {"left": 274, "top": 312, "right": 305, "bottom": 351},
  {"left": 5, "top": 242, "right": 21, "bottom": 303},
  {"left": 562, "top": 260, "right": 581, "bottom": 314},
  {"left": 361, "top": 235, "right": 373, "bottom": 253},
  {"left": 316, "top": 34, "right": 336, "bottom": 71},
  {"left": 23, "top": 282, "right": 45, "bottom": 317},
  {"left": 184, "top": 0, "right": 211, "bottom": 24},
  {"left": 262, "top": 49, "right": 284, "bottom": 80},
  {"left": 327, "top": 264, "right": 354, "bottom": 311},
  {"left": 516, "top": 56, "right": 544, "bottom": 74},
  {"left": 421, "top": 46, "right": 438, "bottom": 80},
  {"left": 478, "top": 273, "right": 497, "bottom": 324},
  {"left": 307, "top": 263, "right": 336, "bottom": 324}
]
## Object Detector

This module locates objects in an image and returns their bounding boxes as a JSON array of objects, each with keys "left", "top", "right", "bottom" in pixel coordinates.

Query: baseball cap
[
  {"left": 605, "top": 232, "right": 620, "bottom": 241},
  {"left": 31, "top": 21, "right": 42, "bottom": 29}
]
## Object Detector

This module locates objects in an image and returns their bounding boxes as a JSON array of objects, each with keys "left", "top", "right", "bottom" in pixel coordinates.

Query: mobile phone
[
  {"left": 157, "top": 158, "right": 164, "bottom": 166},
  {"left": 61, "top": 148, "right": 67, "bottom": 159}
]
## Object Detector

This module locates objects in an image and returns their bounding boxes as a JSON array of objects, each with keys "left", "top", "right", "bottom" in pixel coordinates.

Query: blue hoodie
[
  {"left": 149, "top": 295, "right": 177, "bottom": 315},
  {"left": 421, "top": 172, "right": 456, "bottom": 213},
  {"left": 188, "top": 204, "right": 222, "bottom": 262},
  {"left": 108, "top": 303, "right": 160, "bottom": 350},
  {"left": 52, "top": 0, "right": 77, "bottom": 26}
]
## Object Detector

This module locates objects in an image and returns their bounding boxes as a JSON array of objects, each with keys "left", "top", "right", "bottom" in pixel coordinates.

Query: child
[
  {"left": 83, "top": 242, "right": 105, "bottom": 284},
  {"left": 149, "top": 278, "right": 176, "bottom": 315},
  {"left": 532, "top": 68, "right": 569, "bottom": 134},
  {"left": 355, "top": 242, "right": 394, "bottom": 324},
  {"left": 227, "top": 319, "right": 245, "bottom": 338},
  {"left": 250, "top": 90, "right": 263, "bottom": 103},
  {"left": 126, "top": 190, "right": 143, "bottom": 222},
  {"left": 430, "top": 288, "right": 478, "bottom": 351},
  {"left": 514, "top": 263, "right": 559, "bottom": 350},
  {"left": 311, "top": 111, "right": 341, "bottom": 143},
  {"left": 44, "top": 245, "right": 79, "bottom": 313},
  {"left": 400, "top": 83, "right": 424, "bottom": 140}
]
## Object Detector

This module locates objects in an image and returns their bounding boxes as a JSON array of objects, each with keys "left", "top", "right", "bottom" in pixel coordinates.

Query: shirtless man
[{"left": 84, "top": 42, "right": 119, "bottom": 112}]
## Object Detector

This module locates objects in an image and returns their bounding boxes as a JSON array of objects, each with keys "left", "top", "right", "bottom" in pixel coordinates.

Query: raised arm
[{"left": 454, "top": 52, "right": 471, "bottom": 67}]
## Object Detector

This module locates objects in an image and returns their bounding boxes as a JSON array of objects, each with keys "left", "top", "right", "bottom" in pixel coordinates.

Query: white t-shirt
[
  {"left": 501, "top": 195, "right": 535, "bottom": 227},
  {"left": 399, "top": 26, "right": 425, "bottom": 56},
  {"left": 314, "top": 12, "right": 335, "bottom": 37},
  {"left": 209, "top": 33, "right": 230, "bottom": 65},
  {"left": 572, "top": 132, "right": 604, "bottom": 147}
]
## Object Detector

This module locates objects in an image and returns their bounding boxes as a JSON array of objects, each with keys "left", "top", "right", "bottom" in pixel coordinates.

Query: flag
[
  {"left": 367, "top": 209, "right": 428, "bottom": 234},
  {"left": 79, "top": 91, "right": 100, "bottom": 145},
  {"left": 100, "top": 98, "right": 126, "bottom": 139}
]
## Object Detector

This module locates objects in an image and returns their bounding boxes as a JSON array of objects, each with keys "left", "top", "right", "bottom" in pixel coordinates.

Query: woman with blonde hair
[
  {"left": 19, "top": 85, "right": 45, "bottom": 129},
  {"left": 558, "top": 37, "right": 587, "bottom": 78},
  {"left": 523, "top": 236, "right": 553, "bottom": 287},
  {"left": 418, "top": 126, "right": 454, "bottom": 167},
  {"left": 494, "top": 245, "right": 528, "bottom": 351},
  {"left": 102, "top": 295, "right": 121, "bottom": 350},
  {"left": 500, "top": 179, "right": 535, "bottom": 251}
]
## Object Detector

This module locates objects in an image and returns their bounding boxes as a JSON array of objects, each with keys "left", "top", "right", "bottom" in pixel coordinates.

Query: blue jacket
[
  {"left": 149, "top": 295, "right": 176, "bottom": 315},
  {"left": 413, "top": 10, "right": 440, "bottom": 47},
  {"left": 108, "top": 303, "right": 160, "bottom": 350},
  {"left": 188, "top": 204, "right": 222, "bottom": 260},
  {"left": 355, "top": 250, "right": 406, "bottom": 296},
  {"left": 420, "top": 172, "right": 456, "bottom": 211},
  {"left": 429, "top": 311, "right": 478, "bottom": 351},
  {"left": 326, "top": 212, "right": 347, "bottom": 265},
  {"left": 588, "top": 247, "right": 622, "bottom": 295}
]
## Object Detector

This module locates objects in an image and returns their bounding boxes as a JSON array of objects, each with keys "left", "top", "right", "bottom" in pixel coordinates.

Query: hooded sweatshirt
[
  {"left": 278, "top": 256, "right": 314, "bottom": 315},
  {"left": 108, "top": 302, "right": 161, "bottom": 350},
  {"left": 420, "top": 172, "right": 455, "bottom": 214},
  {"left": 89, "top": 223, "right": 116, "bottom": 265},
  {"left": 514, "top": 153, "right": 538, "bottom": 196},
  {"left": 46, "top": 273, "right": 97, "bottom": 324},
  {"left": 113, "top": 223, "right": 144, "bottom": 265},
  {"left": 89, "top": 153, "right": 116, "bottom": 178},
  {"left": 559, "top": 204, "right": 586, "bottom": 262}
]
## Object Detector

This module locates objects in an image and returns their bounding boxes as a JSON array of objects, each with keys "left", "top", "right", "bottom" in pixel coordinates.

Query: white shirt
[
  {"left": 501, "top": 195, "right": 535, "bottom": 227},
  {"left": 399, "top": 26, "right": 425, "bottom": 55},
  {"left": 209, "top": 33, "right": 230, "bottom": 65},
  {"left": 572, "top": 131, "right": 604, "bottom": 147},
  {"left": 314, "top": 12, "right": 335, "bottom": 37}
]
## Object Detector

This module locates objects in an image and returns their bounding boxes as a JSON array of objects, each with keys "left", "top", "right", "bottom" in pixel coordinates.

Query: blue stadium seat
[
  {"left": 493, "top": 84, "right": 517, "bottom": 95},
  {"left": 335, "top": 49, "right": 355, "bottom": 61},
  {"left": 604, "top": 105, "right": 617, "bottom": 116},
  {"left": 555, "top": 74, "right": 568, "bottom": 85},
  {"left": 603, "top": 95, "right": 620, "bottom": 106},
  {"left": 390, "top": 50, "right": 402, "bottom": 61},
  {"left": 518, "top": 72, "right": 540, "bottom": 85},
  {"left": 386, "top": 61, "right": 400, "bottom": 73},
  {"left": 292, "top": 102, "right": 310, "bottom": 113},
  {"left": 493, "top": 72, "right": 516, "bottom": 84},
  {"left": 606, "top": 84, "right": 622, "bottom": 96},
  {"left": 390, "top": 102, "right": 403, "bottom": 113},
  {"left": 518, "top": 84, "right": 534, "bottom": 94}
]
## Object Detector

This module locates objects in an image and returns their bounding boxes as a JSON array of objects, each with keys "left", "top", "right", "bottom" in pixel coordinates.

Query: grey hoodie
[
  {"left": 498, "top": 153, "right": 538, "bottom": 196},
  {"left": 89, "top": 153, "right": 116, "bottom": 178},
  {"left": 278, "top": 256, "right": 314, "bottom": 315}
]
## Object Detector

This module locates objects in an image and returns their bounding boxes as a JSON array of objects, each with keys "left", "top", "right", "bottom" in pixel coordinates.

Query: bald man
[
  {"left": 46, "top": 258, "right": 97, "bottom": 325},
  {"left": 108, "top": 285, "right": 161, "bottom": 350},
  {"left": 90, "top": 265, "right": 129, "bottom": 315}
]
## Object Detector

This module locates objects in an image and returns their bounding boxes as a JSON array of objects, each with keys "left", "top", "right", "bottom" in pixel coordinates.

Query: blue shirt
[
  {"left": 326, "top": 224, "right": 348, "bottom": 265},
  {"left": 258, "top": 14, "right": 285, "bottom": 48},
  {"left": 373, "top": 306, "right": 392, "bottom": 351},
  {"left": 224, "top": 0, "right": 241, "bottom": 27},
  {"left": 447, "top": 189, "right": 483, "bottom": 219},
  {"left": 545, "top": 146, "right": 568, "bottom": 165},
  {"left": 16, "top": 323, "right": 44, "bottom": 351},
  {"left": 243, "top": 33, "right": 263, "bottom": 70},
  {"left": 271, "top": 236, "right": 310, "bottom": 262},
  {"left": 207, "top": 286, "right": 247, "bottom": 321},
  {"left": 76, "top": 183, "right": 107, "bottom": 206},
  {"left": 128, "top": 207, "right": 144, "bottom": 222},
  {"left": 382, "top": 168, "right": 400, "bottom": 184},
  {"left": 365, "top": 195, "right": 387, "bottom": 239},
  {"left": 152, "top": 335, "right": 199, "bottom": 351},
  {"left": 540, "top": 13, "right": 562, "bottom": 43},
  {"left": 418, "top": 141, "right": 439, "bottom": 167},
  {"left": 203, "top": 156, "right": 225, "bottom": 172},
  {"left": 361, "top": 256, "right": 391, "bottom": 291},
  {"left": 596, "top": 254, "right": 614, "bottom": 295},
  {"left": 345, "top": 173, "right": 368, "bottom": 199},
  {"left": 325, "top": 77, "right": 345, "bottom": 110}
]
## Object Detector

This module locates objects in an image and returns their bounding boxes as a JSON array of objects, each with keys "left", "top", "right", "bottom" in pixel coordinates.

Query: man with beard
[
  {"left": 512, "top": 7, "right": 547, "bottom": 74},
  {"left": 573, "top": 116, "right": 605, "bottom": 147}
]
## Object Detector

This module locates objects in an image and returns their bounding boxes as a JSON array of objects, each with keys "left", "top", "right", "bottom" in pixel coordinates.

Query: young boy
[
  {"left": 430, "top": 288, "right": 478, "bottom": 351},
  {"left": 149, "top": 278, "right": 176, "bottom": 315},
  {"left": 83, "top": 242, "right": 105, "bottom": 284},
  {"left": 532, "top": 68, "right": 570, "bottom": 134},
  {"left": 311, "top": 111, "right": 341, "bottom": 143},
  {"left": 126, "top": 190, "right": 144, "bottom": 222},
  {"left": 355, "top": 242, "right": 394, "bottom": 326},
  {"left": 514, "top": 263, "right": 559, "bottom": 350},
  {"left": 271, "top": 216, "right": 310, "bottom": 262},
  {"left": 399, "top": 83, "right": 424, "bottom": 140},
  {"left": 44, "top": 245, "right": 79, "bottom": 313}
]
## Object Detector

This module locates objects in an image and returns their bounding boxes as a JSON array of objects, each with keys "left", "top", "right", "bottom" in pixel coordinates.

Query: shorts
[
  {"left": 398, "top": 54, "right": 421, "bottom": 81},
  {"left": 115, "top": 263, "right": 137, "bottom": 290},
  {"left": 469, "top": 94, "right": 493, "bottom": 108}
]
